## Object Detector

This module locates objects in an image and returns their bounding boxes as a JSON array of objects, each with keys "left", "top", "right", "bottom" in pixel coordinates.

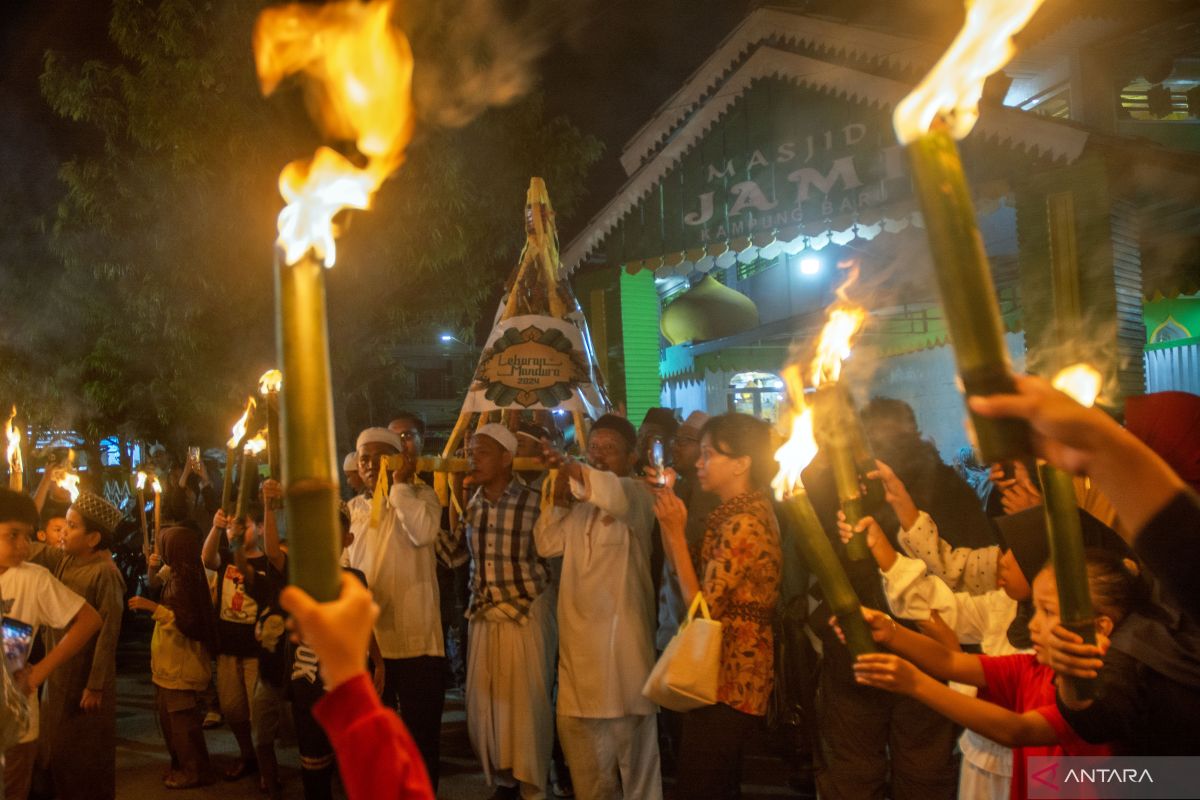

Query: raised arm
[
  {"left": 388, "top": 483, "right": 442, "bottom": 548},
  {"left": 652, "top": 486, "right": 701, "bottom": 603},
  {"left": 259, "top": 479, "right": 285, "bottom": 571},
  {"left": 201, "top": 509, "right": 229, "bottom": 572},
  {"left": 840, "top": 606, "right": 987, "bottom": 687},
  {"left": 853, "top": 654, "right": 1058, "bottom": 747}
]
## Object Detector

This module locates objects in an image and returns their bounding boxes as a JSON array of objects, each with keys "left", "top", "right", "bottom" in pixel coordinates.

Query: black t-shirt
[
  {"left": 249, "top": 558, "right": 289, "bottom": 687},
  {"left": 214, "top": 549, "right": 270, "bottom": 657},
  {"left": 288, "top": 567, "right": 367, "bottom": 708}
]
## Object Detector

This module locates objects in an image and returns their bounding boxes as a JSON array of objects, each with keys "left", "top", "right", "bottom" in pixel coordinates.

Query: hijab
[{"left": 159, "top": 526, "right": 218, "bottom": 653}]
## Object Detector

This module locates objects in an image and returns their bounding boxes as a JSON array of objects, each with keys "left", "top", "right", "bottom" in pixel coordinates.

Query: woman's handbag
[{"left": 642, "top": 591, "right": 723, "bottom": 711}]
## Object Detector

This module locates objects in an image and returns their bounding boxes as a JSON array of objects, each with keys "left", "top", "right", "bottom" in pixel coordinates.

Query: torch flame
[
  {"left": 772, "top": 365, "right": 819, "bottom": 501},
  {"left": 57, "top": 472, "right": 81, "bottom": 503},
  {"left": 1052, "top": 363, "right": 1102, "bottom": 409},
  {"left": 258, "top": 369, "right": 283, "bottom": 395},
  {"left": 811, "top": 264, "right": 867, "bottom": 387},
  {"left": 227, "top": 398, "right": 257, "bottom": 450},
  {"left": 893, "top": 0, "right": 1047, "bottom": 144},
  {"left": 244, "top": 432, "right": 268, "bottom": 457},
  {"left": 151, "top": 477, "right": 163, "bottom": 495},
  {"left": 5, "top": 406, "right": 20, "bottom": 474},
  {"left": 136, "top": 470, "right": 148, "bottom": 491},
  {"left": 254, "top": 0, "right": 415, "bottom": 267}
]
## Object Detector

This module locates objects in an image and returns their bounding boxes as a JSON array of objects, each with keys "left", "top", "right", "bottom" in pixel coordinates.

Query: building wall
[{"left": 846, "top": 332, "right": 1027, "bottom": 462}]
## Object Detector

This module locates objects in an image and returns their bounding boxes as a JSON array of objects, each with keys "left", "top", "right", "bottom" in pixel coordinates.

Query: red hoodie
[{"left": 312, "top": 673, "right": 435, "bottom": 800}]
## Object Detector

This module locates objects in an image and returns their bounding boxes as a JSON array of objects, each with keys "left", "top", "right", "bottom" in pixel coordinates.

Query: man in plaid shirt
[{"left": 438, "top": 424, "right": 555, "bottom": 800}]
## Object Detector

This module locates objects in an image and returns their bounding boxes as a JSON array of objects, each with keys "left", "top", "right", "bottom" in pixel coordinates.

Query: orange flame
[
  {"left": 244, "top": 431, "right": 269, "bottom": 457},
  {"left": 811, "top": 264, "right": 867, "bottom": 387},
  {"left": 57, "top": 472, "right": 81, "bottom": 503},
  {"left": 227, "top": 398, "right": 257, "bottom": 450},
  {"left": 5, "top": 406, "right": 20, "bottom": 474},
  {"left": 254, "top": 0, "right": 415, "bottom": 266},
  {"left": 772, "top": 365, "right": 819, "bottom": 500},
  {"left": 135, "top": 470, "right": 148, "bottom": 491},
  {"left": 1052, "top": 363, "right": 1102, "bottom": 409},
  {"left": 893, "top": 0, "right": 1047, "bottom": 143},
  {"left": 151, "top": 477, "right": 163, "bottom": 496},
  {"left": 258, "top": 369, "right": 283, "bottom": 395}
]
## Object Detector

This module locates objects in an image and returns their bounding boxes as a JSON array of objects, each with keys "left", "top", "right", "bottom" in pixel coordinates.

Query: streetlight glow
[{"left": 800, "top": 257, "right": 821, "bottom": 276}]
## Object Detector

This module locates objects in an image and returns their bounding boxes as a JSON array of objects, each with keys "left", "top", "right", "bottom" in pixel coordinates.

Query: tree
[{"left": 33, "top": 0, "right": 602, "bottom": 454}]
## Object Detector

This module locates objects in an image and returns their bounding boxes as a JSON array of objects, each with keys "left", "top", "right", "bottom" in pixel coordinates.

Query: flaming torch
[
  {"left": 775, "top": 367, "right": 877, "bottom": 656},
  {"left": 1039, "top": 363, "right": 1103, "bottom": 699},
  {"left": 151, "top": 476, "right": 163, "bottom": 552},
  {"left": 236, "top": 433, "right": 268, "bottom": 525},
  {"left": 135, "top": 470, "right": 150, "bottom": 555},
  {"left": 5, "top": 407, "right": 22, "bottom": 492},
  {"left": 223, "top": 398, "right": 257, "bottom": 516},
  {"left": 892, "top": 0, "right": 1043, "bottom": 462},
  {"left": 56, "top": 472, "right": 81, "bottom": 504},
  {"left": 258, "top": 370, "right": 283, "bottom": 482},
  {"left": 253, "top": 0, "right": 414, "bottom": 600},
  {"left": 809, "top": 267, "right": 874, "bottom": 559}
]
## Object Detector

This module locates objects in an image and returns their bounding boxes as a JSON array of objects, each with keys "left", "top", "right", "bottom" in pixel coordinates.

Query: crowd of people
[{"left": 2, "top": 377, "right": 1199, "bottom": 800}]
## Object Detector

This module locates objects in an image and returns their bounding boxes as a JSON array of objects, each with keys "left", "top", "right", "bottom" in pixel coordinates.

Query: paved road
[{"left": 113, "top": 620, "right": 812, "bottom": 799}]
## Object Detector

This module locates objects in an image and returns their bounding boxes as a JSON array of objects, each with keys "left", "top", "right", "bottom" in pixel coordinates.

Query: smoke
[{"left": 405, "top": 0, "right": 591, "bottom": 128}]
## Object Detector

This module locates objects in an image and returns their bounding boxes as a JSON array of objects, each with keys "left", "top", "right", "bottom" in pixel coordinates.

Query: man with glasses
[{"left": 536, "top": 414, "right": 662, "bottom": 800}]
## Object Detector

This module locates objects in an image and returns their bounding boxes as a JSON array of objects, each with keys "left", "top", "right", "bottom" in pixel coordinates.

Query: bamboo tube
[
  {"left": 264, "top": 388, "right": 281, "bottom": 481},
  {"left": 235, "top": 449, "right": 258, "bottom": 524},
  {"left": 1037, "top": 462, "right": 1097, "bottom": 700},
  {"left": 136, "top": 480, "right": 149, "bottom": 558},
  {"left": 779, "top": 490, "right": 877, "bottom": 656},
  {"left": 572, "top": 410, "right": 588, "bottom": 451},
  {"left": 439, "top": 411, "right": 472, "bottom": 459},
  {"left": 813, "top": 385, "right": 869, "bottom": 560},
  {"left": 276, "top": 251, "right": 342, "bottom": 602},
  {"left": 905, "top": 122, "right": 1031, "bottom": 462},
  {"left": 152, "top": 481, "right": 162, "bottom": 551}
]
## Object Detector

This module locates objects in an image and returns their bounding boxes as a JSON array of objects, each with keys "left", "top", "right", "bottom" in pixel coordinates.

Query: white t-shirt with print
[{"left": 0, "top": 561, "right": 86, "bottom": 743}]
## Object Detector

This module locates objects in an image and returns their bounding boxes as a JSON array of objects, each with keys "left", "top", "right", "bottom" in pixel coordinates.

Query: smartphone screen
[
  {"left": 2, "top": 617, "right": 34, "bottom": 673},
  {"left": 651, "top": 439, "right": 667, "bottom": 486}
]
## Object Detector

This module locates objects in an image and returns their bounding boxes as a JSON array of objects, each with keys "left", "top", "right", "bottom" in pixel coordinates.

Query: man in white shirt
[
  {"left": 346, "top": 425, "right": 445, "bottom": 789},
  {"left": 536, "top": 415, "right": 662, "bottom": 800}
]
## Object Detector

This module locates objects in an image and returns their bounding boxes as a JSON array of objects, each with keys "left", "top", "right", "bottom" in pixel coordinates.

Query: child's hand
[
  {"left": 1041, "top": 624, "right": 1108, "bottom": 679},
  {"left": 213, "top": 508, "right": 229, "bottom": 530},
  {"left": 917, "top": 610, "right": 962, "bottom": 652},
  {"left": 836, "top": 512, "right": 883, "bottom": 549},
  {"left": 261, "top": 479, "right": 282, "bottom": 504},
  {"left": 14, "top": 662, "right": 48, "bottom": 696},
  {"left": 281, "top": 572, "right": 380, "bottom": 692},
  {"left": 853, "top": 653, "right": 922, "bottom": 694},
  {"left": 128, "top": 596, "right": 158, "bottom": 614},
  {"left": 868, "top": 460, "right": 919, "bottom": 530},
  {"left": 80, "top": 688, "right": 103, "bottom": 712},
  {"left": 829, "top": 606, "right": 898, "bottom": 646},
  {"left": 147, "top": 553, "right": 163, "bottom": 571},
  {"left": 993, "top": 461, "right": 1042, "bottom": 515}
]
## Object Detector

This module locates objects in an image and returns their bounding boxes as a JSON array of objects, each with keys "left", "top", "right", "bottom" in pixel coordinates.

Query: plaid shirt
[{"left": 438, "top": 480, "right": 549, "bottom": 622}]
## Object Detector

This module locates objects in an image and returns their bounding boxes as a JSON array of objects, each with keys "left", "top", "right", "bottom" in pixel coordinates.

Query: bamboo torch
[
  {"left": 135, "top": 471, "right": 150, "bottom": 556},
  {"left": 223, "top": 398, "right": 256, "bottom": 516},
  {"left": 809, "top": 272, "right": 871, "bottom": 559},
  {"left": 1039, "top": 364, "right": 1103, "bottom": 700},
  {"left": 253, "top": 0, "right": 415, "bottom": 601},
  {"left": 56, "top": 472, "right": 81, "bottom": 503},
  {"left": 259, "top": 370, "right": 283, "bottom": 481},
  {"left": 151, "top": 476, "right": 163, "bottom": 553},
  {"left": 5, "top": 407, "right": 22, "bottom": 492},
  {"left": 774, "top": 390, "right": 877, "bottom": 656},
  {"left": 892, "top": 0, "right": 1045, "bottom": 462},
  {"left": 236, "top": 433, "right": 268, "bottom": 523}
]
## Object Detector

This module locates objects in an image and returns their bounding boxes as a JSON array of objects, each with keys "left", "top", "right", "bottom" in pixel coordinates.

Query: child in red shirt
[{"left": 839, "top": 549, "right": 1143, "bottom": 799}]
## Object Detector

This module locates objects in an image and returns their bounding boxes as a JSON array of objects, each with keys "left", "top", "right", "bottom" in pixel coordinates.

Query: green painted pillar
[{"left": 619, "top": 269, "right": 663, "bottom": 423}]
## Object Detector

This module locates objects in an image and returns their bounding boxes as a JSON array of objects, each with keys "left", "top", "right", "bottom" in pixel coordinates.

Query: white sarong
[{"left": 467, "top": 588, "right": 557, "bottom": 796}]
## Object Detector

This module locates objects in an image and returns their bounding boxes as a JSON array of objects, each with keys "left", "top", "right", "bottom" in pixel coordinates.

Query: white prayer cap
[
  {"left": 343, "top": 452, "right": 360, "bottom": 473},
  {"left": 356, "top": 427, "right": 405, "bottom": 454},
  {"left": 474, "top": 423, "right": 518, "bottom": 455}
]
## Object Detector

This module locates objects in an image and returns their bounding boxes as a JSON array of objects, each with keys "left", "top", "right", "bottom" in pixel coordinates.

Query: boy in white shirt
[{"left": 0, "top": 489, "right": 101, "bottom": 800}]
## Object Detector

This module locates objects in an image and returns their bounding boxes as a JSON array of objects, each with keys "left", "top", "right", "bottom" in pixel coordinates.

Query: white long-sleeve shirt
[
  {"left": 898, "top": 511, "right": 1000, "bottom": 596},
  {"left": 347, "top": 484, "right": 444, "bottom": 659},
  {"left": 534, "top": 466, "right": 657, "bottom": 719}
]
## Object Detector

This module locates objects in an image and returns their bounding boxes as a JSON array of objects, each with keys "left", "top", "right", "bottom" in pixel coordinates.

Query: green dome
[{"left": 660, "top": 274, "right": 760, "bottom": 345}]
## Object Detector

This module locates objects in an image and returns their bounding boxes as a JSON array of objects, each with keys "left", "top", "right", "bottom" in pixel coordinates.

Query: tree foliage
[{"left": 17, "top": 0, "right": 601, "bottom": 452}]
